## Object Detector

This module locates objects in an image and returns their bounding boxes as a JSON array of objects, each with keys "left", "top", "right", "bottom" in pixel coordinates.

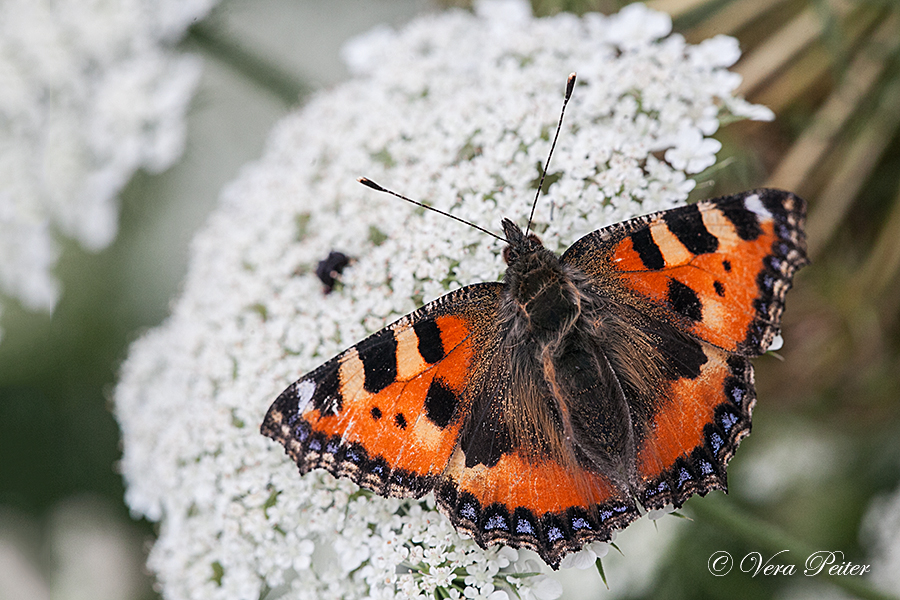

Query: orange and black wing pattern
[
  {"left": 563, "top": 189, "right": 808, "bottom": 355},
  {"left": 432, "top": 350, "right": 642, "bottom": 568},
  {"left": 263, "top": 188, "right": 807, "bottom": 570},
  {"left": 261, "top": 283, "right": 502, "bottom": 499},
  {"left": 561, "top": 188, "right": 807, "bottom": 510}
]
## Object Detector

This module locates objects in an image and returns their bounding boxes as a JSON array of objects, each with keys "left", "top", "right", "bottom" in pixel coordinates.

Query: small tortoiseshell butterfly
[{"left": 261, "top": 74, "right": 808, "bottom": 568}]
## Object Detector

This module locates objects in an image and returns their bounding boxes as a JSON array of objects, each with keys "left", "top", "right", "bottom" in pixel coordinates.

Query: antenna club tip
[
  {"left": 565, "top": 73, "right": 576, "bottom": 97},
  {"left": 358, "top": 177, "right": 383, "bottom": 191}
]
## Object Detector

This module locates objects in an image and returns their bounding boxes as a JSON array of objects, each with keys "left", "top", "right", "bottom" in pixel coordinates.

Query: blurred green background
[{"left": 2, "top": 1, "right": 899, "bottom": 598}]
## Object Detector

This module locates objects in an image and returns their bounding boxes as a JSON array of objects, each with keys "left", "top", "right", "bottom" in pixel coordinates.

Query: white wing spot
[
  {"left": 743, "top": 193, "right": 772, "bottom": 221},
  {"left": 295, "top": 380, "right": 316, "bottom": 412},
  {"left": 327, "top": 395, "right": 340, "bottom": 415}
]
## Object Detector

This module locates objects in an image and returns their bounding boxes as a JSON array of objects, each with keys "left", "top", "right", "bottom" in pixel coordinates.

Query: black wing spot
[
  {"left": 394, "top": 413, "right": 408, "bottom": 429},
  {"left": 357, "top": 329, "right": 398, "bottom": 394},
  {"left": 720, "top": 202, "right": 763, "bottom": 241},
  {"left": 309, "top": 361, "right": 342, "bottom": 415},
  {"left": 667, "top": 278, "right": 703, "bottom": 322},
  {"left": 424, "top": 378, "right": 459, "bottom": 428},
  {"left": 461, "top": 409, "right": 513, "bottom": 468},
  {"left": 663, "top": 204, "right": 719, "bottom": 255},
  {"left": 647, "top": 319, "right": 707, "bottom": 380},
  {"left": 630, "top": 227, "right": 665, "bottom": 270},
  {"left": 414, "top": 319, "right": 445, "bottom": 364},
  {"left": 714, "top": 280, "right": 725, "bottom": 297},
  {"left": 722, "top": 259, "right": 732, "bottom": 272},
  {"left": 370, "top": 406, "right": 382, "bottom": 420}
]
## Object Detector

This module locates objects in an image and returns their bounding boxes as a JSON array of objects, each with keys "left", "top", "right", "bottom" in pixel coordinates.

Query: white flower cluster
[
  {"left": 114, "top": 1, "right": 772, "bottom": 598},
  {"left": 0, "top": 0, "right": 216, "bottom": 338}
]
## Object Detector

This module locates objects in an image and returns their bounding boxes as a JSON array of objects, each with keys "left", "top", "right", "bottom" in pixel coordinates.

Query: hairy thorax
[{"left": 496, "top": 220, "right": 659, "bottom": 486}]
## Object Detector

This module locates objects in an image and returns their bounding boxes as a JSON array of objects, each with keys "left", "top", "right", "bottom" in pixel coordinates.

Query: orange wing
[
  {"left": 261, "top": 283, "right": 502, "bottom": 498},
  {"left": 559, "top": 188, "right": 807, "bottom": 512},
  {"left": 432, "top": 338, "right": 642, "bottom": 568},
  {"left": 435, "top": 436, "right": 639, "bottom": 568},
  {"left": 631, "top": 338, "right": 757, "bottom": 511},
  {"left": 562, "top": 188, "right": 808, "bottom": 355}
]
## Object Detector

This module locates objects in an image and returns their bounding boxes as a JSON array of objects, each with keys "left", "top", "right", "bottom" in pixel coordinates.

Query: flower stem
[{"left": 187, "top": 21, "right": 313, "bottom": 106}]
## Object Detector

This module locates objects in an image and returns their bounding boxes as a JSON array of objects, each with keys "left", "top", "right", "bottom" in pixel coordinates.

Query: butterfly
[{"left": 261, "top": 75, "right": 808, "bottom": 569}]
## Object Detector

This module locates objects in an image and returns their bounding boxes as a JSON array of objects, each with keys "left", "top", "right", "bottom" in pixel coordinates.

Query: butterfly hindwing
[
  {"left": 434, "top": 330, "right": 641, "bottom": 566},
  {"left": 261, "top": 283, "right": 503, "bottom": 498},
  {"left": 631, "top": 337, "right": 755, "bottom": 510}
]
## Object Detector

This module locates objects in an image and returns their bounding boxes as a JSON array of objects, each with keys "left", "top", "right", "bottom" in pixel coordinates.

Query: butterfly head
[
  {"left": 499, "top": 217, "right": 582, "bottom": 341},
  {"left": 501, "top": 218, "right": 545, "bottom": 266}
]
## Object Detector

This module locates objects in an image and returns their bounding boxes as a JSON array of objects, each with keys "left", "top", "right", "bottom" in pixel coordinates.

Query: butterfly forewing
[
  {"left": 561, "top": 189, "right": 808, "bottom": 355},
  {"left": 262, "top": 283, "right": 503, "bottom": 498}
]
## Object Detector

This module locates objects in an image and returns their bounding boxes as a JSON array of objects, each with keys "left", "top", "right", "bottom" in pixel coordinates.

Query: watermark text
[{"left": 708, "top": 550, "right": 870, "bottom": 578}]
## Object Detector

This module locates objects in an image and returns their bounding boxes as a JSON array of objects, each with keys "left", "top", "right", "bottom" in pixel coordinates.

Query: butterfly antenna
[
  {"left": 526, "top": 72, "right": 576, "bottom": 236},
  {"left": 357, "top": 177, "right": 507, "bottom": 243}
]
